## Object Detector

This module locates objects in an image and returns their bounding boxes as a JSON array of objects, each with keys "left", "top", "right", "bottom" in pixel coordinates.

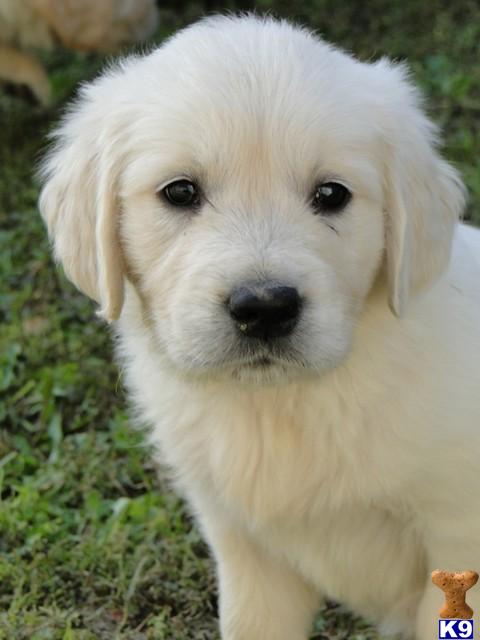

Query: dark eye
[
  {"left": 161, "top": 179, "right": 200, "bottom": 208},
  {"left": 312, "top": 182, "right": 351, "bottom": 214}
]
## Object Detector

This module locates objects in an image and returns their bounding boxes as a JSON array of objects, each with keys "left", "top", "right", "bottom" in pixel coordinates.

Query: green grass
[{"left": 1, "top": 2, "right": 478, "bottom": 638}]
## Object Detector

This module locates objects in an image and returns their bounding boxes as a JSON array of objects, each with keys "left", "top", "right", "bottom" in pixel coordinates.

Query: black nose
[{"left": 228, "top": 282, "right": 302, "bottom": 339}]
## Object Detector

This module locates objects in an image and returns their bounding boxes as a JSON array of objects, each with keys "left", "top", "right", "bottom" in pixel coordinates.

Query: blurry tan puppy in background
[
  {"left": 39, "top": 15, "right": 480, "bottom": 640},
  {"left": 0, "top": 0, "right": 158, "bottom": 104}
]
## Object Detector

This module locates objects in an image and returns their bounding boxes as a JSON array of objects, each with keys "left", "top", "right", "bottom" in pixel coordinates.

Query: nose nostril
[
  {"left": 228, "top": 283, "right": 302, "bottom": 339},
  {"left": 228, "top": 288, "right": 265, "bottom": 323}
]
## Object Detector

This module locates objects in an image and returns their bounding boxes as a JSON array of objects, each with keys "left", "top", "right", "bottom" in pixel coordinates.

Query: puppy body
[
  {"left": 118, "top": 223, "right": 480, "bottom": 639},
  {"left": 39, "top": 15, "right": 480, "bottom": 639}
]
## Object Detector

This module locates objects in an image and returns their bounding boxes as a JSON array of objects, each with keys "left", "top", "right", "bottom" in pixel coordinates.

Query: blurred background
[{"left": 0, "top": 1, "right": 478, "bottom": 639}]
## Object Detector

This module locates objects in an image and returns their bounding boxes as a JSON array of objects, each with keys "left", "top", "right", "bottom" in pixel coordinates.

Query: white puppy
[{"left": 39, "top": 14, "right": 480, "bottom": 640}]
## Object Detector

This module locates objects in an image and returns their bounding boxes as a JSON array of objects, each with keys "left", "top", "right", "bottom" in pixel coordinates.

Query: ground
[{"left": 0, "top": 1, "right": 479, "bottom": 638}]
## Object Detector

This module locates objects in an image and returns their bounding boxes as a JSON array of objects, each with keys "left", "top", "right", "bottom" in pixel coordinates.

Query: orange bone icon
[{"left": 431, "top": 570, "right": 479, "bottom": 619}]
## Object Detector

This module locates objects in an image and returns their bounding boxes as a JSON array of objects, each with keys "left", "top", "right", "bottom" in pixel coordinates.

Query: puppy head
[{"left": 39, "top": 15, "right": 464, "bottom": 383}]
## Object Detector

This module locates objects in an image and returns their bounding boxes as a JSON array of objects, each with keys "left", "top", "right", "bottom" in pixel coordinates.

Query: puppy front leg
[{"left": 202, "top": 516, "right": 320, "bottom": 640}]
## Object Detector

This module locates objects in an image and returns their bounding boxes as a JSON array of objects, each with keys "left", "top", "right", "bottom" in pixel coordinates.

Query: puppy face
[
  {"left": 39, "top": 16, "right": 464, "bottom": 385},
  {"left": 120, "top": 51, "right": 385, "bottom": 383}
]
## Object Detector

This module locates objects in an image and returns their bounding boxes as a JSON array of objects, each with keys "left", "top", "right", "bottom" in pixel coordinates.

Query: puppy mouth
[
  {"left": 222, "top": 354, "right": 275, "bottom": 370},
  {"left": 247, "top": 356, "right": 273, "bottom": 368},
  {"left": 226, "top": 351, "right": 315, "bottom": 384},
  {"left": 195, "top": 334, "right": 310, "bottom": 375},
  {"left": 230, "top": 351, "right": 302, "bottom": 371},
  {"left": 223, "top": 338, "right": 306, "bottom": 371}
]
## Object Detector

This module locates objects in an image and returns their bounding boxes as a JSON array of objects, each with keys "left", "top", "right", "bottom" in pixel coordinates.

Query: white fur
[{"left": 39, "top": 15, "right": 480, "bottom": 640}]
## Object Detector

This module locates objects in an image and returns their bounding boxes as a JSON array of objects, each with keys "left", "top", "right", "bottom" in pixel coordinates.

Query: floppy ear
[
  {"left": 376, "top": 61, "right": 466, "bottom": 316},
  {"left": 38, "top": 78, "right": 125, "bottom": 322}
]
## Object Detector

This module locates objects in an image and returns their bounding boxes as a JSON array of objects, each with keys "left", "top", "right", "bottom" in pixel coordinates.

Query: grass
[{"left": 0, "top": 1, "right": 478, "bottom": 638}]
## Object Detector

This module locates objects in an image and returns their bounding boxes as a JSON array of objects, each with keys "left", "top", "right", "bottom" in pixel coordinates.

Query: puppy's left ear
[{"left": 375, "top": 61, "right": 466, "bottom": 316}]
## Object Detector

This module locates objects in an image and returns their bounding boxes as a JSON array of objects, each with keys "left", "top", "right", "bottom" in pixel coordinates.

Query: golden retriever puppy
[{"left": 39, "top": 15, "right": 480, "bottom": 640}]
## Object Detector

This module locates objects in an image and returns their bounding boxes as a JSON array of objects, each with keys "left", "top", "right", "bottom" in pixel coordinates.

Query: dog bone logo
[{"left": 432, "top": 570, "right": 479, "bottom": 619}]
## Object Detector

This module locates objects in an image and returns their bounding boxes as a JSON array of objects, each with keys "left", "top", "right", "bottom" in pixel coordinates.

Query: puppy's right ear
[{"left": 39, "top": 75, "right": 126, "bottom": 322}]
